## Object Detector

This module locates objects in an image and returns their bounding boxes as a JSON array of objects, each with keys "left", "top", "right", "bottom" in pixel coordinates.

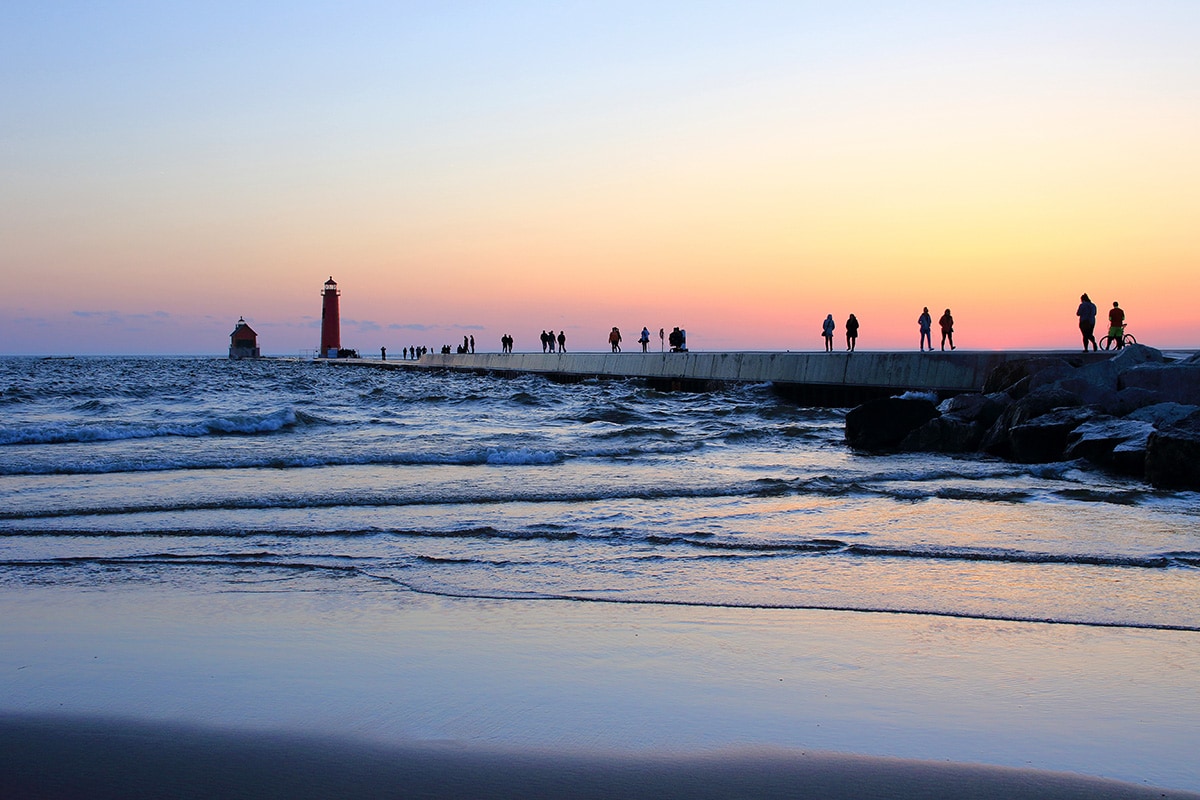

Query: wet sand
[
  {"left": 4, "top": 714, "right": 1198, "bottom": 800},
  {"left": 3, "top": 584, "right": 1199, "bottom": 795}
]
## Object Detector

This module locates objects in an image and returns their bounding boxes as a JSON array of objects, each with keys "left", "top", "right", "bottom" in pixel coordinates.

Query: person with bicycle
[{"left": 1107, "top": 301, "right": 1126, "bottom": 349}]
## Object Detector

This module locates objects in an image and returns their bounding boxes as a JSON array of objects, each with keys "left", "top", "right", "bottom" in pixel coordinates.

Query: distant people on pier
[
  {"left": 500, "top": 333, "right": 513, "bottom": 354},
  {"left": 659, "top": 328, "right": 665, "bottom": 351},
  {"left": 541, "top": 330, "right": 550, "bottom": 353},
  {"left": 845, "top": 314, "right": 859, "bottom": 352},
  {"left": 609, "top": 327, "right": 622, "bottom": 352},
  {"left": 639, "top": 327, "right": 651, "bottom": 352},
  {"left": 918, "top": 307, "right": 933, "bottom": 351},
  {"left": 548, "top": 326, "right": 556, "bottom": 352},
  {"left": 939, "top": 309, "right": 956, "bottom": 351},
  {"left": 380, "top": 346, "right": 386, "bottom": 361},
  {"left": 822, "top": 315, "right": 835, "bottom": 352},
  {"left": 668, "top": 327, "right": 683, "bottom": 352},
  {"left": 557, "top": 331, "right": 566, "bottom": 352},
  {"left": 1108, "top": 301, "right": 1126, "bottom": 348},
  {"left": 470, "top": 335, "right": 475, "bottom": 354},
  {"left": 1077, "top": 294, "right": 1099, "bottom": 351}
]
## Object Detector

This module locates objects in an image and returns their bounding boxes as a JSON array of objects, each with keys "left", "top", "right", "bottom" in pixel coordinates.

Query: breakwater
[{"left": 327, "top": 350, "right": 1113, "bottom": 405}]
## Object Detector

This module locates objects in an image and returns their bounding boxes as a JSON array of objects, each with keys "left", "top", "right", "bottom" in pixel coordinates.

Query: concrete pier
[{"left": 327, "top": 350, "right": 1113, "bottom": 406}]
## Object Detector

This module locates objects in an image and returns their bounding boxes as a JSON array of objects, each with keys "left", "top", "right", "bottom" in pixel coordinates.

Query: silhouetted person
[
  {"left": 609, "top": 327, "right": 622, "bottom": 352},
  {"left": 639, "top": 327, "right": 650, "bottom": 352},
  {"left": 380, "top": 346, "right": 386, "bottom": 361},
  {"left": 918, "top": 307, "right": 933, "bottom": 352},
  {"left": 939, "top": 309, "right": 955, "bottom": 351},
  {"left": 822, "top": 315, "right": 835, "bottom": 352},
  {"left": 668, "top": 327, "right": 682, "bottom": 351},
  {"left": 659, "top": 328, "right": 665, "bottom": 351},
  {"left": 470, "top": 335, "right": 475, "bottom": 354},
  {"left": 1076, "top": 294, "right": 1098, "bottom": 351},
  {"left": 557, "top": 331, "right": 566, "bottom": 352},
  {"left": 845, "top": 314, "right": 859, "bottom": 352},
  {"left": 1108, "top": 301, "right": 1126, "bottom": 348},
  {"left": 541, "top": 330, "right": 549, "bottom": 353}
]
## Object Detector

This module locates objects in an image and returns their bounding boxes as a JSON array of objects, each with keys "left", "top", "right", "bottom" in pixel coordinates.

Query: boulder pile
[{"left": 845, "top": 345, "right": 1200, "bottom": 489}]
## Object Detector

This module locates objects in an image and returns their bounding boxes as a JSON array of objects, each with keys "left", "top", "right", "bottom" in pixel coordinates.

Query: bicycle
[{"left": 1100, "top": 325, "right": 1136, "bottom": 351}]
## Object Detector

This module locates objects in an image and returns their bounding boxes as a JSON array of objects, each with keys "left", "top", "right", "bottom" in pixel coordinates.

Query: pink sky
[{"left": 3, "top": 2, "right": 1197, "bottom": 355}]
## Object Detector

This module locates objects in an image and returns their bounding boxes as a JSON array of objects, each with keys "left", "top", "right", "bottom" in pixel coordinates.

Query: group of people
[
  {"left": 916, "top": 308, "right": 955, "bottom": 352},
  {"left": 540, "top": 330, "right": 566, "bottom": 352},
  {"left": 1076, "top": 294, "right": 1127, "bottom": 351},
  {"left": 821, "top": 314, "right": 861, "bottom": 352}
]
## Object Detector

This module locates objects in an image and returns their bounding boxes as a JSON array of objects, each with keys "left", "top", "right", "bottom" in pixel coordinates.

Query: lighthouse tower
[{"left": 320, "top": 276, "right": 341, "bottom": 357}]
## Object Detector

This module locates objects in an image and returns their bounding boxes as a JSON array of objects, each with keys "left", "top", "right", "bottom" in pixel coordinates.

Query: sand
[
  {"left": 4, "top": 714, "right": 1199, "bottom": 800},
  {"left": 3, "top": 583, "right": 1199, "bottom": 795}
]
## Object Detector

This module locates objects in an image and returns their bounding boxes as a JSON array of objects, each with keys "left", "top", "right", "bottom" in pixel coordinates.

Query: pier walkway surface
[{"left": 326, "top": 350, "right": 1113, "bottom": 405}]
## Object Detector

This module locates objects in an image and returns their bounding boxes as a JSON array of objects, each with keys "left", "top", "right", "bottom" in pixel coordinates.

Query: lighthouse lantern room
[{"left": 320, "top": 276, "right": 341, "bottom": 357}]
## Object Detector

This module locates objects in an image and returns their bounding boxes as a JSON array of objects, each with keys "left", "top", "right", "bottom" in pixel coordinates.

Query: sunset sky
[{"left": 3, "top": 1, "right": 1198, "bottom": 355}]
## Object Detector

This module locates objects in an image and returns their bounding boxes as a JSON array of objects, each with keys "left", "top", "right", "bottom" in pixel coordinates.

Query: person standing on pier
[
  {"left": 639, "top": 327, "right": 650, "bottom": 352},
  {"left": 557, "top": 331, "right": 566, "bottom": 352},
  {"left": 939, "top": 309, "right": 956, "bottom": 351},
  {"left": 845, "top": 314, "right": 859, "bottom": 352},
  {"left": 822, "top": 315, "right": 835, "bottom": 352},
  {"left": 918, "top": 307, "right": 933, "bottom": 351},
  {"left": 609, "top": 327, "right": 622, "bottom": 352},
  {"left": 1076, "top": 294, "right": 1099, "bottom": 351}
]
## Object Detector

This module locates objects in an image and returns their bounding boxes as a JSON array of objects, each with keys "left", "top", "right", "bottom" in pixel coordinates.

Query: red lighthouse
[{"left": 320, "top": 276, "right": 341, "bottom": 357}]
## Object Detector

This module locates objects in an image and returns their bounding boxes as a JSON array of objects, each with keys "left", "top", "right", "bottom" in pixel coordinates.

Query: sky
[{"left": 2, "top": 1, "right": 1198, "bottom": 355}]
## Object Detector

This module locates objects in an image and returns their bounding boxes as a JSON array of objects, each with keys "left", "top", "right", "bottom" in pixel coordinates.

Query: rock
[
  {"left": 983, "top": 357, "right": 1073, "bottom": 396},
  {"left": 1111, "top": 437, "right": 1151, "bottom": 476},
  {"left": 900, "top": 415, "right": 983, "bottom": 452},
  {"left": 1099, "top": 387, "right": 1164, "bottom": 417},
  {"left": 1064, "top": 418, "right": 1154, "bottom": 466},
  {"left": 845, "top": 397, "right": 939, "bottom": 451},
  {"left": 1127, "top": 402, "right": 1200, "bottom": 428},
  {"left": 937, "top": 392, "right": 1009, "bottom": 429},
  {"left": 981, "top": 385, "right": 1085, "bottom": 458},
  {"left": 1006, "top": 407, "right": 1097, "bottom": 463},
  {"left": 1144, "top": 412, "right": 1200, "bottom": 489},
  {"left": 1119, "top": 364, "right": 1200, "bottom": 406}
]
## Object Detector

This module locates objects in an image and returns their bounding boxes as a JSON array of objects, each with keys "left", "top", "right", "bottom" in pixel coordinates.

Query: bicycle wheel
[
  {"left": 1123, "top": 333, "right": 1137, "bottom": 347},
  {"left": 1100, "top": 336, "right": 1116, "bottom": 351}
]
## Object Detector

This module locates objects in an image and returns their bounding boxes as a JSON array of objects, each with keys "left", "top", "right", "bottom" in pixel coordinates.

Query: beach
[{"left": 4, "top": 581, "right": 1199, "bottom": 796}]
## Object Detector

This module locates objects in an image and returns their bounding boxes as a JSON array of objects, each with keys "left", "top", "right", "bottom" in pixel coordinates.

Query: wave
[
  {"left": 3, "top": 550, "right": 1195, "bottom": 632},
  {"left": 0, "top": 408, "right": 317, "bottom": 446}
]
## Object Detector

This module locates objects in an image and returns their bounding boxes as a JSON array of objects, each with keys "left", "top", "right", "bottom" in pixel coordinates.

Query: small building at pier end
[
  {"left": 320, "top": 276, "right": 341, "bottom": 358},
  {"left": 228, "top": 317, "right": 260, "bottom": 359}
]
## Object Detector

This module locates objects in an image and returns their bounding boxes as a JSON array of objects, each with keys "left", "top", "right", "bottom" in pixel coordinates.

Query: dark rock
[
  {"left": 901, "top": 416, "right": 983, "bottom": 452},
  {"left": 1007, "top": 407, "right": 1097, "bottom": 463},
  {"left": 1064, "top": 418, "right": 1154, "bottom": 466},
  {"left": 1099, "top": 387, "right": 1164, "bottom": 417},
  {"left": 1111, "top": 437, "right": 1151, "bottom": 476},
  {"left": 1144, "top": 412, "right": 1200, "bottom": 489},
  {"left": 983, "top": 358, "right": 1073, "bottom": 396},
  {"left": 937, "top": 392, "right": 1009, "bottom": 429},
  {"left": 981, "top": 385, "right": 1085, "bottom": 458},
  {"left": 1119, "top": 364, "right": 1200, "bottom": 406},
  {"left": 845, "top": 397, "right": 939, "bottom": 451},
  {"left": 1127, "top": 402, "right": 1200, "bottom": 429}
]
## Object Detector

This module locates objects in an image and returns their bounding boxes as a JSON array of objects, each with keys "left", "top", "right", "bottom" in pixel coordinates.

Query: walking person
[
  {"left": 918, "top": 307, "right": 933, "bottom": 352},
  {"left": 609, "top": 327, "right": 622, "bottom": 352},
  {"left": 939, "top": 309, "right": 956, "bottom": 351},
  {"left": 822, "top": 315, "right": 835, "bottom": 352},
  {"left": 1077, "top": 294, "right": 1098, "bottom": 351},
  {"left": 845, "top": 314, "right": 859, "bottom": 352}
]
